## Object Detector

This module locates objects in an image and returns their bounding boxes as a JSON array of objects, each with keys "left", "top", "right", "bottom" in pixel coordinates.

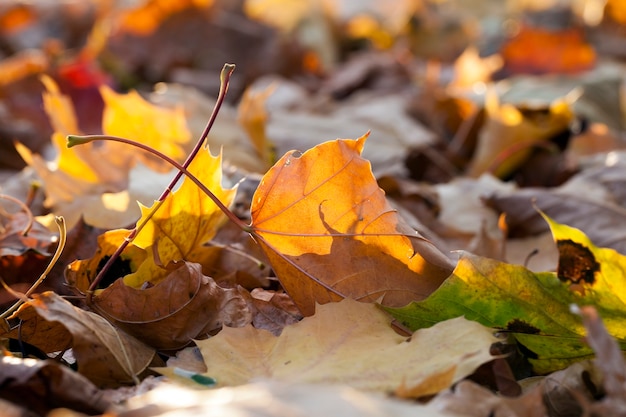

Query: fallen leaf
[
  {"left": 65, "top": 228, "right": 147, "bottom": 293},
  {"left": 237, "top": 83, "right": 275, "bottom": 167},
  {"left": 158, "top": 299, "right": 498, "bottom": 398},
  {"left": 500, "top": 24, "right": 596, "bottom": 75},
  {"left": 250, "top": 135, "right": 454, "bottom": 316},
  {"left": 16, "top": 77, "right": 176, "bottom": 229},
  {"left": 3, "top": 302, "right": 72, "bottom": 354},
  {"left": 486, "top": 165, "right": 626, "bottom": 254},
  {"left": 240, "top": 287, "right": 301, "bottom": 336},
  {"left": 124, "top": 146, "right": 236, "bottom": 288},
  {"left": 91, "top": 261, "right": 251, "bottom": 350},
  {"left": 118, "top": 0, "right": 213, "bottom": 36},
  {"left": 26, "top": 291, "right": 156, "bottom": 387},
  {"left": 0, "top": 356, "right": 111, "bottom": 416},
  {"left": 100, "top": 85, "right": 191, "bottom": 172},
  {"left": 387, "top": 212, "right": 626, "bottom": 374},
  {"left": 466, "top": 92, "right": 574, "bottom": 178},
  {"left": 264, "top": 91, "right": 437, "bottom": 177},
  {"left": 577, "top": 306, "right": 626, "bottom": 414},
  {"left": 431, "top": 379, "right": 547, "bottom": 417}
]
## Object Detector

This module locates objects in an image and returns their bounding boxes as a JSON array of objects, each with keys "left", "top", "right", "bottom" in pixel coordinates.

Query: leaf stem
[
  {"left": 74, "top": 63, "right": 236, "bottom": 301},
  {"left": 67, "top": 134, "right": 250, "bottom": 233}
]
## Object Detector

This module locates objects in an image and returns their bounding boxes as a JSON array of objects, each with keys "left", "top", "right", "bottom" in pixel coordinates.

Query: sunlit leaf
[
  {"left": 386, "top": 214, "right": 626, "bottom": 374},
  {"left": 157, "top": 299, "right": 497, "bottom": 398},
  {"left": 250, "top": 134, "right": 454, "bottom": 316}
]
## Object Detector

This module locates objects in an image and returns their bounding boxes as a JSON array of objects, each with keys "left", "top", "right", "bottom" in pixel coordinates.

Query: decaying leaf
[
  {"left": 2, "top": 302, "right": 71, "bottom": 354},
  {"left": 158, "top": 299, "right": 498, "bottom": 398},
  {"left": 91, "top": 261, "right": 250, "bottom": 350},
  {"left": 578, "top": 306, "right": 626, "bottom": 414},
  {"left": 250, "top": 135, "right": 455, "bottom": 316},
  {"left": 386, "top": 214, "right": 626, "bottom": 374},
  {"left": 0, "top": 356, "right": 111, "bottom": 416},
  {"left": 26, "top": 292, "right": 156, "bottom": 387},
  {"left": 466, "top": 92, "right": 574, "bottom": 178},
  {"left": 431, "top": 380, "right": 547, "bottom": 417}
]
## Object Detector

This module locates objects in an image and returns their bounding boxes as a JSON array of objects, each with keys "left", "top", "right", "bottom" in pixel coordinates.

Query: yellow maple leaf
[
  {"left": 100, "top": 85, "right": 190, "bottom": 171},
  {"left": 124, "top": 146, "right": 237, "bottom": 288}
]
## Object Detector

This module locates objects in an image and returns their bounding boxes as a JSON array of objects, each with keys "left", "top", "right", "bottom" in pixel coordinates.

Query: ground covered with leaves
[{"left": 2, "top": 0, "right": 626, "bottom": 416}]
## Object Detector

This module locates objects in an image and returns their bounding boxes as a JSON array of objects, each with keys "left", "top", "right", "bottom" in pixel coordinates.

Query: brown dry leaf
[
  {"left": 26, "top": 291, "right": 156, "bottom": 387},
  {"left": 260, "top": 85, "right": 437, "bottom": 177},
  {"left": 240, "top": 288, "right": 302, "bottom": 336},
  {"left": 466, "top": 91, "right": 574, "bottom": 178},
  {"left": 485, "top": 165, "right": 626, "bottom": 255},
  {"left": 578, "top": 306, "right": 626, "bottom": 414},
  {"left": 0, "top": 356, "right": 111, "bottom": 416},
  {"left": 3, "top": 302, "right": 71, "bottom": 354},
  {"left": 91, "top": 262, "right": 251, "bottom": 350},
  {"left": 250, "top": 135, "right": 454, "bottom": 316},
  {"left": 159, "top": 299, "right": 497, "bottom": 398}
]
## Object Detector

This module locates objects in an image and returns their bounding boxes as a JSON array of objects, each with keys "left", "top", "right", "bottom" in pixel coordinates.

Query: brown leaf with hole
[
  {"left": 26, "top": 291, "right": 156, "bottom": 387},
  {"left": 91, "top": 261, "right": 251, "bottom": 350},
  {"left": 250, "top": 135, "right": 454, "bottom": 316}
]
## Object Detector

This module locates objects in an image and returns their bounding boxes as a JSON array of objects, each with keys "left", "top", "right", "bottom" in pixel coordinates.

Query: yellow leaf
[
  {"left": 124, "top": 147, "right": 236, "bottom": 287},
  {"left": 40, "top": 74, "right": 99, "bottom": 182},
  {"left": 466, "top": 92, "right": 573, "bottom": 178},
  {"left": 101, "top": 85, "right": 191, "bottom": 171},
  {"left": 158, "top": 299, "right": 497, "bottom": 398},
  {"left": 237, "top": 84, "right": 275, "bottom": 166}
]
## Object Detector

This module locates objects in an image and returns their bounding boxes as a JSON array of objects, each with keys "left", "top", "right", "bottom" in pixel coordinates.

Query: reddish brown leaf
[
  {"left": 92, "top": 261, "right": 251, "bottom": 350},
  {"left": 27, "top": 292, "right": 156, "bottom": 387}
]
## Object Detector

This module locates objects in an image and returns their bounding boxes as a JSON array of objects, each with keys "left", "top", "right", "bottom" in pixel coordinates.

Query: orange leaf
[
  {"left": 250, "top": 134, "right": 454, "bottom": 316},
  {"left": 118, "top": 0, "right": 214, "bottom": 36},
  {"left": 501, "top": 25, "right": 595, "bottom": 75}
]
